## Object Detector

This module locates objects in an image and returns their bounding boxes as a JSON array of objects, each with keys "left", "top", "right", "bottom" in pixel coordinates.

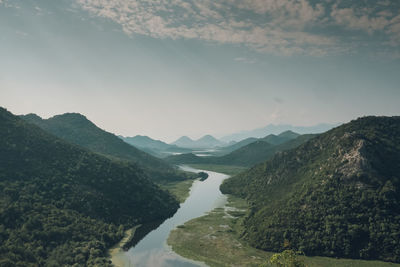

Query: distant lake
[{"left": 114, "top": 166, "right": 229, "bottom": 267}]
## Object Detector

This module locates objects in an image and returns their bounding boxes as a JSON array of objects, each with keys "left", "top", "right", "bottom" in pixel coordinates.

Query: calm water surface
[{"left": 115, "top": 166, "right": 229, "bottom": 267}]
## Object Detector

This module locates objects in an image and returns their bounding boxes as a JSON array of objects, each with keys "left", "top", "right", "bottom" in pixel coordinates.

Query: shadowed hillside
[
  {"left": 21, "top": 113, "right": 190, "bottom": 183},
  {"left": 0, "top": 107, "right": 179, "bottom": 266}
]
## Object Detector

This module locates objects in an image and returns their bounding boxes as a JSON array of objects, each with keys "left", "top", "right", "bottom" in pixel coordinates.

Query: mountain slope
[
  {"left": 21, "top": 113, "right": 188, "bottom": 182},
  {"left": 215, "top": 133, "right": 315, "bottom": 166},
  {"left": 0, "top": 107, "right": 179, "bottom": 266},
  {"left": 171, "top": 135, "right": 225, "bottom": 148},
  {"left": 171, "top": 136, "right": 195, "bottom": 148},
  {"left": 120, "top": 135, "right": 191, "bottom": 157},
  {"left": 221, "top": 116, "right": 400, "bottom": 263},
  {"left": 165, "top": 134, "right": 316, "bottom": 167},
  {"left": 121, "top": 135, "right": 172, "bottom": 150},
  {"left": 261, "top": 130, "right": 300, "bottom": 145},
  {"left": 221, "top": 123, "right": 339, "bottom": 142},
  {"left": 195, "top": 135, "right": 225, "bottom": 148},
  {"left": 214, "top": 137, "right": 258, "bottom": 156}
]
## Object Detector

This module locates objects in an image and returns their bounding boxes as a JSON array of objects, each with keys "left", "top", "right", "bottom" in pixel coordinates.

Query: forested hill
[
  {"left": 0, "top": 107, "right": 179, "bottom": 266},
  {"left": 221, "top": 116, "right": 400, "bottom": 263},
  {"left": 214, "top": 133, "right": 316, "bottom": 166},
  {"left": 21, "top": 113, "right": 189, "bottom": 182},
  {"left": 165, "top": 133, "right": 316, "bottom": 167}
]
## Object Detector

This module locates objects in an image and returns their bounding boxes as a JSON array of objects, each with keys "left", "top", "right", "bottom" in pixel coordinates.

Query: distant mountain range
[
  {"left": 120, "top": 135, "right": 191, "bottom": 157},
  {"left": 20, "top": 113, "right": 190, "bottom": 183},
  {"left": 171, "top": 135, "right": 226, "bottom": 149},
  {"left": 221, "top": 116, "right": 400, "bottom": 263},
  {"left": 221, "top": 123, "right": 340, "bottom": 142},
  {"left": 166, "top": 131, "right": 317, "bottom": 167}
]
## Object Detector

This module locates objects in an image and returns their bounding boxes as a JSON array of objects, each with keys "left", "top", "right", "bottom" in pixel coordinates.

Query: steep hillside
[
  {"left": 214, "top": 137, "right": 258, "bottom": 156},
  {"left": 0, "top": 108, "right": 179, "bottom": 266},
  {"left": 121, "top": 135, "right": 171, "bottom": 150},
  {"left": 21, "top": 113, "right": 188, "bottom": 182},
  {"left": 221, "top": 116, "right": 400, "bottom": 263}
]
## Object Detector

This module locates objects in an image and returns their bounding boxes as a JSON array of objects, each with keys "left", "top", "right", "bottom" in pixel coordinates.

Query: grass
[
  {"left": 188, "top": 164, "right": 248, "bottom": 176},
  {"left": 161, "top": 164, "right": 246, "bottom": 204},
  {"left": 167, "top": 195, "right": 400, "bottom": 267},
  {"left": 160, "top": 179, "right": 197, "bottom": 203}
]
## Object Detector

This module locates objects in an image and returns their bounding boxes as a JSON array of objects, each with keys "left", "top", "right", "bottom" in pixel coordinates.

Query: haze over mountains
[
  {"left": 166, "top": 131, "right": 317, "bottom": 167},
  {"left": 119, "top": 135, "right": 190, "bottom": 157},
  {"left": 119, "top": 123, "right": 338, "bottom": 153},
  {"left": 2, "top": 103, "right": 400, "bottom": 265},
  {"left": 2, "top": 0, "right": 400, "bottom": 265},
  {"left": 221, "top": 123, "right": 339, "bottom": 142},
  {"left": 171, "top": 135, "right": 226, "bottom": 149}
]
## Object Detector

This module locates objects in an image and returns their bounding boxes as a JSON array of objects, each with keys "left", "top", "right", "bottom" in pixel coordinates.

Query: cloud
[
  {"left": 330, "top": 2, "right": 400, "bottom": 48},
  {"left": 234, "top": 57, "right": 256, "bottom": 64},
  {"left": 74, "top": 0, "right": 400, "bottom": 57},
  {"left": 331, "top": 5, "right": 389, "bottom": 34}
]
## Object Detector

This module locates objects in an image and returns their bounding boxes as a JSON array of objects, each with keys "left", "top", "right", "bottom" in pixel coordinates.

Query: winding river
[{"left": 113, "top": 166, "right": 229, "bottom": 267}]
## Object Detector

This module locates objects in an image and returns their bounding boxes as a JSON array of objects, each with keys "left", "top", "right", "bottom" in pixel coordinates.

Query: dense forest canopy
[
  {"left": 0, "top": 107, "right": 179, "bottom": 266},
  {"left": 221, "top": 116, "right": 400, "bottom": 263}
]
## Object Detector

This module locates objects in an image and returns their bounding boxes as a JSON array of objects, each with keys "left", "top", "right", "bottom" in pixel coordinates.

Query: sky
[{"left": 0, "top": 0, "right": 399, "bottom": 142}]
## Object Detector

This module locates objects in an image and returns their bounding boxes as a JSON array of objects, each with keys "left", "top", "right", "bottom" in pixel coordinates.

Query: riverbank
[
  {"left": 188, "top": 164, "right": 247, "bottom": 176},
  {"left": 108, "top": 225, "right": 141, "bottom": 267},
  {"left": 160, "top": 178, "right": 198, "bottom": 203},
  {"left": 108, "top": 167, "right": 230, "bottom": 267},
  {"left": 167, "top": 195, "right": 400, "bottom": 267}
]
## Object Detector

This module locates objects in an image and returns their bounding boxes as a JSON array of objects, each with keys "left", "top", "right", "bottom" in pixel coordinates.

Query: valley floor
[
  {"left": 160, "top": 178, "right": 198, "bottom": 203},
  {"left": 167, "top": 195, "right": 400, "bottom": 267},
  {"left": 188, "top": 164, "right": 248, "bottom": 176}
]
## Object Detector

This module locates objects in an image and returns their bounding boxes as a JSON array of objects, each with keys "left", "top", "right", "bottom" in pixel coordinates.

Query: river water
[{"left": 114, "top": 166, "right": 229, "bottom": 267}]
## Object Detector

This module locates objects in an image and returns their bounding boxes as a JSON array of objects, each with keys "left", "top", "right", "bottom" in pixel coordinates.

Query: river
[{"left": 113, "top": 165, "right": 229, "bottom": 267}]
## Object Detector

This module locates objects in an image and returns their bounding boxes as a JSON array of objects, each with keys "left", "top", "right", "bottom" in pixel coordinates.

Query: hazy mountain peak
[
  {"left": 197, "top": 135, "right": 219, "bottom": 141},
  {"left": 221, "top": 123, "right": 340, "bottom": 142},
  {"left": 278, "top": 130, "right": 300, "bottom": 138},
  {"left": 50, "top": 112, "right": 90, "bottom": 122},
  {"left": 21, "top": 113, "right": 42, "bottom": 120},
  {"left": 171, "top": 135, "right": 225, "bottom": 148},
  {"left": 176, "top": 136, "right": 194, "bottom": 142}
]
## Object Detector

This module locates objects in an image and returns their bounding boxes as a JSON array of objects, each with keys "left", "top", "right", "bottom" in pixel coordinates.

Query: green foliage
[
  {"left": 221, "top": 116, "right": 400, "bottom": 263},
  {"left": 0, "top": 107, "right": 180, "bottom": 266},
  {"left": 21, "top": 112, "right": 191, "bottom": 183},
  {"left": 197, "top": 172, "right": 209, "bottom": 181},
  {"left": 267, "top": 250, "right": 305, "bottom": 267}
]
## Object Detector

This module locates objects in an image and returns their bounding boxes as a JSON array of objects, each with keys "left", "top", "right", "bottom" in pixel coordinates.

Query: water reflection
[{"left": 118, "top": 166, "right": 228, "bottom": 267}]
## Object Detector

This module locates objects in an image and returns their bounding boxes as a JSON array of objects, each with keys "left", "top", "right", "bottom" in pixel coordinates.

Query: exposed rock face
[{"left": 221, "top": 116, "right": 400, "bottom": 263}]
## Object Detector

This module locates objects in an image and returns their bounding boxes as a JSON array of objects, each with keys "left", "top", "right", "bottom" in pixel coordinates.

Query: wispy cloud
[{"left": 70, "top": 0, "right": 400, "bottom": 57}]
